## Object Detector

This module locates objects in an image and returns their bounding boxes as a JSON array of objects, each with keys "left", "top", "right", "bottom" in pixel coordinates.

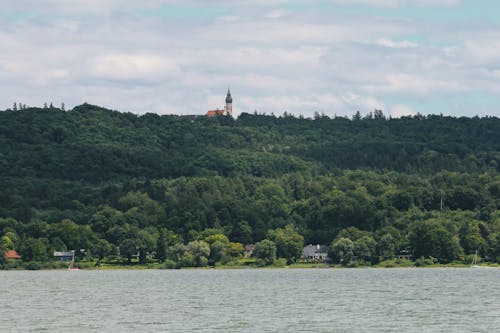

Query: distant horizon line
[{"left": 2, "top": 102, "right": 499, "bottom": 120}]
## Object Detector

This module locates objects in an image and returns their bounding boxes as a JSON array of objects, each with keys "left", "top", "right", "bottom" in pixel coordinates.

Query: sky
[{"left": 1, "top": 0, "right": 500, "bottom": 118}]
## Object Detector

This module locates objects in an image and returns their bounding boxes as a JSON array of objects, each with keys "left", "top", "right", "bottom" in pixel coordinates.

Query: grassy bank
[{"left": 3, "top": 257, "right": 499, "bottom": 271}]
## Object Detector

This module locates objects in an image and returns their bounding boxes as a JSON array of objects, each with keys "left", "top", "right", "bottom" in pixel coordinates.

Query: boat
[{"left": 68, "top": 250, "right": 80, "bottom": 270}]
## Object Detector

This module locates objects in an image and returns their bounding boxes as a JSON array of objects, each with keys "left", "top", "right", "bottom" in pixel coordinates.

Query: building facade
[{"left": 206, "top": 89, "right": 233, "bottom": 117}]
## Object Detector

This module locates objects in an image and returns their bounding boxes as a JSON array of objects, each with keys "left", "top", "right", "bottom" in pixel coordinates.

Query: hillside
[{"left": 0, "top": 104, "right": 499, "bottom": 267}]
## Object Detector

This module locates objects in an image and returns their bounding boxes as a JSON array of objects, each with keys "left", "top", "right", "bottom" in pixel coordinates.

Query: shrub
[
  {"left": 161, "top": 260, "right": 178, "bottom": 269},
  {"left": 273, "top": 258, "right": 287, "bottom": 267},
  {"left": 25, "top": 262, "right": 41, "bottom": 270},
  {"left": 415, "top": 257, "right": 435, "bottom": 267}
]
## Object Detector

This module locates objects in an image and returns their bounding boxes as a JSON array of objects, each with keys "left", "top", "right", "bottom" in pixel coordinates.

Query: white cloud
[
  {"left": 263, "top": 9, "right": 290, "bottom": 19},
  {"left": 376, "top": 38, "right": 418, "bottom": 48},
  {"left": 0, "top": 0, "right": 499, "bottom": 117},
  {"left": 329, "top": 0, "right": 460, "bottom": 8},
  {"left": 368, "top": 73, "right": 465, "bottom": 95},
  {"left": 89, "top": 54, "right": 180, "bottom": 82}
]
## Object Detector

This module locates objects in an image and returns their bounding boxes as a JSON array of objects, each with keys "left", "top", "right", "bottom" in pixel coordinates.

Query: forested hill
[
  {"left": 1, "top": 104, "right": 499, "bottom": 267},
  {"left": 0, "top": 104, "right": 499, "bottom": 182}
]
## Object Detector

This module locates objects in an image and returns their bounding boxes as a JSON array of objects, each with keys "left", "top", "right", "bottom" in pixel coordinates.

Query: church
[{"left": 206, "top": 89, "right": 233, "bottom": 117}]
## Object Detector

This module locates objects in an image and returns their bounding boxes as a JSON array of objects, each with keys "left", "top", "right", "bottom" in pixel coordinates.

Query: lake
[{"left": 1, "top": 268, "right": 499, "bottom": 332}]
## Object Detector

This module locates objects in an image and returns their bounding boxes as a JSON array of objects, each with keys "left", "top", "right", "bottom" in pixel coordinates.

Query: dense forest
[{"left": 1, "top": 104, "right": 499, "bottom": 268}]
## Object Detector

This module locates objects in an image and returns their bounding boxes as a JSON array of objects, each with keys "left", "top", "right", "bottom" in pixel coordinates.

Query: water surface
[{"left": 1, "top": 268, "right": 499, "bottom": 332}]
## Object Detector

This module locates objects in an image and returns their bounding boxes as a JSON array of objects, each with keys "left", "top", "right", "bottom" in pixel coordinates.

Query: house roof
[
  {"left": 6, "top": 250, "right": 21, "bottom": 259},
  {"left": 53, "top": 251, "right": 73, "bottom": 257},
  {"left": 302, "top": 244, "right": 329, "bottom": 257},
  {"left": 244, "top": 244, "right": 255, "bottom": 251},
  {"left": 206, "top": 109, "right": 225, "bottom": 117}
]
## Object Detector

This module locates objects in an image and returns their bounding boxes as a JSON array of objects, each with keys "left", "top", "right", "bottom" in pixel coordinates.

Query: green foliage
[
  {"left": 409, "top": 219, "right": 464, "bottom": 263},
  {"left": 254, "top": 239, "right": 277, "bottom": 266},
  {"left": 268, "top": 224, "right": 304, "bottom": 262},
  {"left": 0, "top": 105, "right": 499, "bottom": 268},
  {"left": 0, "top": 245, "right": 7, "bottom": 268},
  {"left": 19, "top": 238, "right": 48, "bottom": 262},
  {"left": 161, "top": 259, "right": 178, "bottom": 269},
  {"left": 414, "top": 257, "right": 436, "bottom": 267},
  {"left": 273, "top": 258, "right": 287, "bottom": 267},
  {"left": 329, "top": 238, "right": 355, "bottom": 265},
  {"left": 25, "top": 261, "right": 41, "bottom": 270},
  {"left": 353, "top": 236, "right": 377, "bottom": 263},
  {"left": 377, "top": 234, "right": 396, "bottom": 261}
]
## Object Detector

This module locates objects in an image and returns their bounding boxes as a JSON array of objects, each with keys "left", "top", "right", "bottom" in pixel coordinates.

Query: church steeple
[{"left": 224, "top": 89, "right": 233, "bottom": 116}]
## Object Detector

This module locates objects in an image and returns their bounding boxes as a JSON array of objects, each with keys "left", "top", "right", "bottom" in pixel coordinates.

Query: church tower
[{"left": 224, "top": 89, "right": 233, "bottom": 116}]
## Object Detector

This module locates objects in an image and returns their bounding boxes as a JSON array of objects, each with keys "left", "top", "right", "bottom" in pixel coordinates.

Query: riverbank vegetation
[{"left": 0, "top": 104, "right": 499, "bottom": 269}]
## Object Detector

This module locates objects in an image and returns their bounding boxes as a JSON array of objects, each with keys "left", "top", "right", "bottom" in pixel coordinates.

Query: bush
[
  {"left": 415, "top": 257, "right": 435, "bottom": 267},
  {"left": 255, "top": 259, "right": 268, "bottom": 267},
  {"left": 394, "top": 259, "right": 414, "bottom": 267},
  {"left": 220, "top": 258, "right": 240, "bottom": 267},
  {"left": 77, "top": 262, "right": 95, "bottom": 269},
  {"left": 273, "top": 258, "right": 287, "bottom": 267},
  {"left": 25, "top": 262, "right": 41, "bottom": 270},
  {"left": 161, "top": 260, "right": 178, "bottom": 269}
]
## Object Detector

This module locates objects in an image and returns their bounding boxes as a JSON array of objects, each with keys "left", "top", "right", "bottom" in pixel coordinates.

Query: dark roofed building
[
  {"left": 53, "top": 251, "right": 74, "bottom": 262},
  {"left": 302, "top": 244, "right": 329, "bottom": 262}
]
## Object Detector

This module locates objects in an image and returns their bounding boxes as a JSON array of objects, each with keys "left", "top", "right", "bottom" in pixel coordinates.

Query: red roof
[
  {"left": 6, "top": 250, "right": 21, "bottom": 259},
  {"left": 206, "top": 109, "right": 225, "bottom": 117}
]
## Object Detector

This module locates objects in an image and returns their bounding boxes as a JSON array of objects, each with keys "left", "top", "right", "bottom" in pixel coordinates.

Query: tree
[
  {"left": 92, "top": 239, "right": 114, "bottom": 260},
  {"left": 268, "top": 224, "right": 304, "bottom": 262},
  {"left": 157, "top": 228, "right": 182, "bottom": 263},
  {"left": 226, "top": 242, "right": 244, "bottom": 257},
  {"left": 19, "top": 238, "right": 48, "bottom": 262},
  {"left": 51, "top": 219, "right": 98, "bottom": 254},
  {"left": 329, "top": 238, "right": 354, "bottom": 265},
  {"left": 409, "top": 219, "right": 463, "bottom": 263},
  {"left": 117, "top": 227, "right": 157, "bottom": 263},
  {"left": 377, "top": 234, "right": 395, "bottom": 261},
  {"left": 230, "top": 221, "right": 253, "bottom": 244},
  {"left": 119, "top": 238, "right": 139, "bottom": 263},
  {"left": 204, "top": 233, "right": 230, "bottom": 264},
  {"left": 254, "top": 239, "right": 276, "bottom": 265},
  {"left": 374, "top": 109, "right": 385, "bottom": 120},
  {"left": 0, "top": 235, "right": 15, "bottom": 250},
  {"left": 187, "top": 240, "right": 210, "bottom": 267},
  {"left": 157, "top": 229, "right": 168, "bottom": 263},
  {"left": 0, "top": 245, "right": 7, "bottom": 268},
  {"left": 353, "top": 111, "right": 361, "bottom": 121},
  {"left": 459, "top": 220, "right": 487, "bottom": 255},
  {"left": 353, "top": 236, "right": 377, "bottom": 263}
]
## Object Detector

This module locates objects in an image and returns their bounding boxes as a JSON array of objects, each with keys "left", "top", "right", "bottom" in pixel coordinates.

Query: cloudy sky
[{"left": 1, "top": 0, "right": 500, "bottom": 117}]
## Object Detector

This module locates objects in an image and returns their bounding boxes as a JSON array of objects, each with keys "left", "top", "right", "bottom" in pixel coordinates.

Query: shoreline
[{"left": 2, "top": 262, "right": 499, "bottom": 271}]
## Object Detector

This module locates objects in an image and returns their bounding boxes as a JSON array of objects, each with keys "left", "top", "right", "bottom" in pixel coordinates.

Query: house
[
  {"left": 53, "top": 251, "right": 74, "bottom": 262},
  {"left": 6, "top": 250, "right": 21, "bottom": 260},
  {"left": 397, "top": 250, "right": 413, "bottom": 261},
  {"left": 302, "top": 244, "right": 329, "bottom": 262},
  {"left": 244, "top": 244, "right": 255, "bottom": 258}
]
